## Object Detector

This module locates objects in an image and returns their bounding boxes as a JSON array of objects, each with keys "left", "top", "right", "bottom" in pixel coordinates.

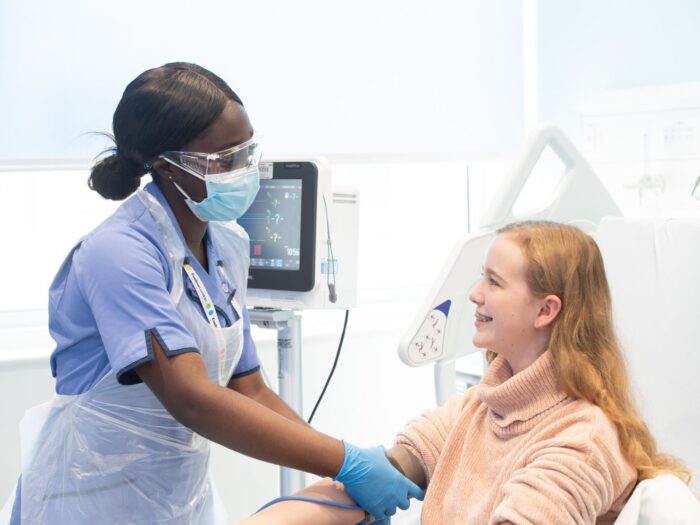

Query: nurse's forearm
[
  {"left": 228, "top": 371, "right": 309, "bottom": 427},
  {"left": 190, "top": 382, "right": 339, "bottom": 474},
  {"left": 248, "top": 386, "right": 309, "bottom": 427},
  {"left": 135, "top": 336, "right": 343, "bottom": 478}
]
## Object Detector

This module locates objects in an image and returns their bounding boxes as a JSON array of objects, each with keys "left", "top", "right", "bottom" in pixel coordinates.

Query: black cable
[{"left": 307, "top": 309, "right": 349, "bottom": 424}]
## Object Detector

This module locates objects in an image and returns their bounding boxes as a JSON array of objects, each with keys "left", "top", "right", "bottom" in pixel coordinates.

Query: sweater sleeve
[
  {"left": 491, "top": 414, "right": 637, "bottom": 525},
  {"left": 394, "top": 392, "right": 473, "bottom": 483}
]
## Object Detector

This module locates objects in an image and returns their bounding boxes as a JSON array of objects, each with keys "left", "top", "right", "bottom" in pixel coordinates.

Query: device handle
[{"left": 479, "top": 123, "right": 596, "bottom": 229}]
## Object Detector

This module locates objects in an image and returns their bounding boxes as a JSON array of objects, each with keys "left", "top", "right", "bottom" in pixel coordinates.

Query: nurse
[{"left": 8, "top": 62, "right": 422, "bottom": 524}]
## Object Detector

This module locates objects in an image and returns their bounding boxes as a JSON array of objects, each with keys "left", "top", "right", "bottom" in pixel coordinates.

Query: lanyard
[
  {"left": 183, "top": 260, "right": 228, "bottom": 384},
  {"left": 183, "top": 261, "right": 221, "bottom": 328}
]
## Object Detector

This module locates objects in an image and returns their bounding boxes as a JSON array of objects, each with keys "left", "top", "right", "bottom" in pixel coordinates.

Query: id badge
[{"left": 230, "top": 292, "right": 243, "bottom": 319}]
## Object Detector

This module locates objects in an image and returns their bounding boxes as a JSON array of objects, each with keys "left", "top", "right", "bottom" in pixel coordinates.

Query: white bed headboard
[{"left": 596, "top": 216, "right": 700, "bottom": 485}]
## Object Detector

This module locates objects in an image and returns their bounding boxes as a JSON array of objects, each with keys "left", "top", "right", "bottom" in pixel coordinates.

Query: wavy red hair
[{"left": 489, "top": 221, "right": 690, "bottom": 484}]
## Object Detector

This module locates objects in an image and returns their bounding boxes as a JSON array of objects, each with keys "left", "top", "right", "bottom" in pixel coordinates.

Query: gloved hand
[{"left": 334, "top": 441, "right": 425, "bottom": 519}]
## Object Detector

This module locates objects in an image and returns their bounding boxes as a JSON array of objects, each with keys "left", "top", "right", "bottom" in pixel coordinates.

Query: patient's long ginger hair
[{"left": 493, "top": 221, "right": 689, "bottom": 484}]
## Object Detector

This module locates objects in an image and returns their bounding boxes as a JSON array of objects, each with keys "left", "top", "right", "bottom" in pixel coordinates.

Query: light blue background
[
  {"left": 537, "top": 0, "right": 700, "bottom": 141},
  {"left": 0, "top": 0, "right": 524, "bottom": 159}
]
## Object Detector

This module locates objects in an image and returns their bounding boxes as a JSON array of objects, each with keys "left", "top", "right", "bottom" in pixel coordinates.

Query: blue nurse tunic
[{"left": 48, "top": 181, "right": 260, "bottom": 395}]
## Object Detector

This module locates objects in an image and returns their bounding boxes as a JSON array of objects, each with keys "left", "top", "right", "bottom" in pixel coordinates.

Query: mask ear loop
[
  {"left": 157, "top": 156, "right": 208, "bottom": 203},
  {"left": 170, "top": 178, "right": 195, "bottom": 201}
]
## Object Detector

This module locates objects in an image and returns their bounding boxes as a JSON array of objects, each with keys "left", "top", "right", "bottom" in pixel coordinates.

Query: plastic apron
[{"left": 6, "top": 189, "right": 251, "bottom": 524}]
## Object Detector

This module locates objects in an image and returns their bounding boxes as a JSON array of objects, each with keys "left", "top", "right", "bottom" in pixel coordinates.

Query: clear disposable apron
[{"left": 3, "top": 189, "right": 252, "bottom": 524}]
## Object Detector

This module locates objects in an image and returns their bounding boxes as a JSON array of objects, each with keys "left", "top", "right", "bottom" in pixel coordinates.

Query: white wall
[
  {"left": 531, "top": 0, "right": 700, "bottom": 221},
  {"left": 536, "top": 0, "right": 700, "bottom": 142}
]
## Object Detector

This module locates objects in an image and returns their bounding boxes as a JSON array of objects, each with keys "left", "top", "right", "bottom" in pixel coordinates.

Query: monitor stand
[{"left": 248, "top": 308, "right": 306, "bottom": 496}]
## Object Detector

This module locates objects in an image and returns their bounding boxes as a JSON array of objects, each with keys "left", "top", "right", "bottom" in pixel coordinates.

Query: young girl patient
[{"left": 238, "top": 221, "right": 690, "bottom": 525}]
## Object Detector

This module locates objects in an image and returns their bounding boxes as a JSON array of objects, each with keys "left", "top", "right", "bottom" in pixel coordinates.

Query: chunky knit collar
[{"left": 476, "top": 351, "right": 568, "bottom": 436}]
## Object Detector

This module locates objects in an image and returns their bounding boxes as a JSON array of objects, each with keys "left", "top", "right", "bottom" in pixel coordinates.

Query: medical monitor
[
  {"left": 239, "top": 157, "right": 359, "bottom": 310},
  {"left": 238, "top": 162, "right": 317, "bottom": 292}
]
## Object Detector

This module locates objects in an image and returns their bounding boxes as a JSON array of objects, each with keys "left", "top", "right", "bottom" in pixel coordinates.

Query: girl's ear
[{"left": 534, "top": 294, "right": 562, "bottom": 329}]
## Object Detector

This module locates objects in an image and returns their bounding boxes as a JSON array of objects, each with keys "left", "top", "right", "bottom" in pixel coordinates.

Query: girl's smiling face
[{"left": 469, "top": 234, "right": 561, "bottom": 373}]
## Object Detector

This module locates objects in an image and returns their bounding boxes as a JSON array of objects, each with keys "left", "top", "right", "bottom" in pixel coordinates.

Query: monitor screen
[
  {"left": 238, "top": 161, "right": 317, "bottom": 292},
  {"left": 239, "top": 179, "right": 303, "bottom": 271}
]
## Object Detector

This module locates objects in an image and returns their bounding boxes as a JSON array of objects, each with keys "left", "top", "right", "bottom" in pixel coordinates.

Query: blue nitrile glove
[{"left": 334, "top": 441, "right": 425, "bottom": 519}]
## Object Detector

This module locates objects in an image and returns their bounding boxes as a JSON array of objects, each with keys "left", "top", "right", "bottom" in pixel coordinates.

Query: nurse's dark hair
[{"left": 88, "top": 62, "right": 243, "bottom": 200}]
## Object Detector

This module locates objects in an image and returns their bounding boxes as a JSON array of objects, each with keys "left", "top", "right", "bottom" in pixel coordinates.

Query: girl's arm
[
  {"left": 236, "top": 479, "right": 365, "bottom": 525},
  {"left": 236, "top": 446, "right": 427, "bottom": 525},
  {"left": 386, "top": 445, "right": 427, "bottom": 490}
]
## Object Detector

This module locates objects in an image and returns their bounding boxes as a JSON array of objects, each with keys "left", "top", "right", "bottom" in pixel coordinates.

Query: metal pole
[
  {"left": 248, "top": 308, "right": 306, "bottom": 496},
  {"left": 277, "top": 313, "right": 305, "bottom": 496}
]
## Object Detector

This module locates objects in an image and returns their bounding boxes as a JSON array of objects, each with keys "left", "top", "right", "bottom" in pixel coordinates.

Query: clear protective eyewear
[{"left": 160, "top": 132, "right": 262, "bottom": 178}]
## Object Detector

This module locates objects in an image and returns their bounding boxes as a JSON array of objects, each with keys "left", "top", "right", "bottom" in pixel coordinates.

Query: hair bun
[{"left": 88, "top": 153, "right": 143, "bottom": 200}]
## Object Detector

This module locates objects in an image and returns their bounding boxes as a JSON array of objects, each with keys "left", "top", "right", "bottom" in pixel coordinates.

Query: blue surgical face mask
[{"left": 171, "top": 167, "right": 260, "bottom": 222}]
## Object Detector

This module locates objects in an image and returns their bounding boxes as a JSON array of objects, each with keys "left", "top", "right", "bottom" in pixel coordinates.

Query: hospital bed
[{"left": 398, "top": 124, "right": 700, "bottom": 523}]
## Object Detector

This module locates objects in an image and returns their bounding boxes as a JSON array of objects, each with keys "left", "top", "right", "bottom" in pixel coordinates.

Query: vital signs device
[{"left": 238, "top": 158, "right": 359, "bottom": 310}]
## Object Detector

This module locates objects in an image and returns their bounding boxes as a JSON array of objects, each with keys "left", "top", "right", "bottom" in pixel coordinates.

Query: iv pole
[{"left": 248, "top": 308, "right": 306, "bottom": 496}]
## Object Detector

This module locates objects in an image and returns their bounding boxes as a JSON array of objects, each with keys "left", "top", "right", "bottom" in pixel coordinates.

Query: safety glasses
[{"left": 160, "top": 133, "right": 262, "bottom": 178}]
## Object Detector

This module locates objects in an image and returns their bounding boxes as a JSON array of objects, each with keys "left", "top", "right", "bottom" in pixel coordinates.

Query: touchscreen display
[{"left": 238, "top": 179, "right": 303, "bottom": 271}]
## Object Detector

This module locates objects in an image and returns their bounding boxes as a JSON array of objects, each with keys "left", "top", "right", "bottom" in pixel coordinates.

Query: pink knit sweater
[{"left": 395, "top": 351, "right": 637, "bottom": 524}]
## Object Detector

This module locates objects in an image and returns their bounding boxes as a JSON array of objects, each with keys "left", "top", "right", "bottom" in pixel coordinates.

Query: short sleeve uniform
[{"left": 49, "top": 182, "right": 259, "bottom": 395}]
